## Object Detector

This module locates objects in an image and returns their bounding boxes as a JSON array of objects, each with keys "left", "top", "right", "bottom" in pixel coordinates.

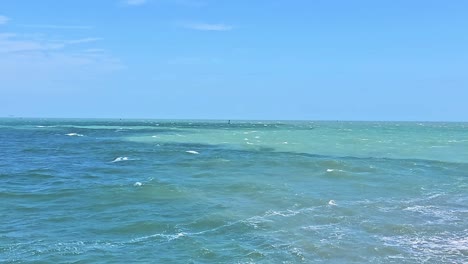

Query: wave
[
  {"left": 111, "top": 157, "right": 129, "bottom": 162},
  {"left": 381, "top": 232, "right": 468, "bottom": 261},
  {"left": 65, "top": 133, "right": 84, "bottom": 137},
  {"left": 129, "top": 232, "right": 186, "bottom": 244},
  {"left": 1, "top": 239, "right": 123, "bottom": 261},
  {"left": 326, "top": 169, "right": 345, "bottom": 173},
  {"left": 402, "top": 205, "right": 461, "bottom": 223}
]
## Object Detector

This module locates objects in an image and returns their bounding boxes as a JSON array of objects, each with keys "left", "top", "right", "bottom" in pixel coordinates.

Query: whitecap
[
  {"left": 265, "top": 209, "right": 300, "bottom": 217},
  {"left": 381, "top": 233, "right": 468, "bottom": 259},
  {"left": 171, "top": 232, "right": 185, "bottom": 240},
  {"left": 403, "top": 205, "right": 460, "bottom": 223},
  {"left": 112, "top": 157, "right": 129, "bottom": 163},
  {"left": 289, "top": 247, "right": 305, "bottom": 261},
  {"left": 129, "top": 232, "right": 186, "bottom": 243},
  {"left": 66, "top": 133, "right": 84, "bottom": 137},
  {"left": 328, "top": 200, "right": 337, "bottom": 206},
  {"left": 134, "top": 182, "right": 142, "bottom": 187},
  {"left": 186, "top": 150, "right": 199, "bottom": 155},
  {"left": 326, "top": 168, "right": 345, "bottom": 173}
]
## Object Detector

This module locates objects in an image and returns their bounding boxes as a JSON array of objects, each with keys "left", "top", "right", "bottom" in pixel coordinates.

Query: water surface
[{"left": 1, "top": 119, "right": 467, "bottom": 263}]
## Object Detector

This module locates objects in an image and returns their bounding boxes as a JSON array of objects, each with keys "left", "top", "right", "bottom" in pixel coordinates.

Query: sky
[{"left": 1, "top": 0, "right": 467, "bottom": 121}]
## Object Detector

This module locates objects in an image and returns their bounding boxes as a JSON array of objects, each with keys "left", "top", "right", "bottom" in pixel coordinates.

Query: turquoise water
[{"left": 1, "top": 119, "right": 467, "bottom": 263}]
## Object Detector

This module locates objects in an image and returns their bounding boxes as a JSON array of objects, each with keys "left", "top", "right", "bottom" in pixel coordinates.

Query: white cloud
[
  {"left": 182, "top": 22, "right": 233, "bottom": 31},
  {"left": 124, "top": 0, "right": 148, "bottom": 6},
  {"left": 0, "top": 15, "right": 10, "bottom": 25}
]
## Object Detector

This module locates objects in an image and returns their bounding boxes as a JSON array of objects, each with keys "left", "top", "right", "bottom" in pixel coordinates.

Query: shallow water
[{"left": 1, "top": 119, "right": 467, "bottom": 263}]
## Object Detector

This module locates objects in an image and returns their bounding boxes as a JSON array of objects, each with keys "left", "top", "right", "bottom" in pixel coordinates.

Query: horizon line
[{"left": 1, "top": 116, "right": 467, "bottom": 123}]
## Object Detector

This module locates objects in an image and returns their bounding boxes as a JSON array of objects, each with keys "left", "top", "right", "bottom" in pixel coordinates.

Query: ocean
[{"left": 1, "top": 119, "right": 467, "bottom": 263}]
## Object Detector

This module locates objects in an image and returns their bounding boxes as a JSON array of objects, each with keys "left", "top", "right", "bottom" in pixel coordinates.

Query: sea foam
[
  {"left": 112, "top": 157, "right": 129, "bottom": 162},
  {"left": 65, "top": 133, "right": 84, "bottom": 137}
]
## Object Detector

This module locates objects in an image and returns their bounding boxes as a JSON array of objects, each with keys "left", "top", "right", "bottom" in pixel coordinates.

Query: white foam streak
[
  {"left": 130, "top": 232, "right": 185, "bottom": 243},
  {"left": 326, "top": 169, "right": 344, "bottom": 173},
  {"left": 112, "top": 157, "right": 129, "bottom": 162},
  {"left": 65, "top": 133, "right": 83, "bottom": 137},
  {"left": 381, "top": 233, "right": 468, "bottom": 257},
  {"left": 265, "top": 209, "right": 301, "bottom": 217}
]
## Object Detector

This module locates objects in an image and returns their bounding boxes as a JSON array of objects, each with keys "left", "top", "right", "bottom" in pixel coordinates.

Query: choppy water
[{"left": 1, "top": 119, "right": 467, "bottom": 263}]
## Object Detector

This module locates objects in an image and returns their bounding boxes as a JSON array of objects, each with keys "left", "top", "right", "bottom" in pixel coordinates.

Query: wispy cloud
[
  {"left": 0, "top": 33, "right": 62, "bottom": 53},
  {"left": 84, "top": 48, "right": 106, "bottom": 53},
  {"left": 124, "top": 0, "right": 148, "bottom": 6},
  {"left": 20, "top": 24, "right": 93, "bottom": 30},
  {"left": 0, "top": 33, "right": 122, "bottom": 89},
  {"left": 66, "top": 37, "right": 102, "bottom": 44},
  {"left": 182, "top": 22, "right": 233, "bottom": 31},
  {"left": 0, "top": 34, "right": 102, "bottom": 53},
  {"left": 0, "top": 15, "right": 10, "bottom": 25}
]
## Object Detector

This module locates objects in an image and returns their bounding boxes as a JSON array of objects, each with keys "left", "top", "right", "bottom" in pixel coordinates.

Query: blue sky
[{"left": 1, "top": 0, "right": 467, "bottom": 121}]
